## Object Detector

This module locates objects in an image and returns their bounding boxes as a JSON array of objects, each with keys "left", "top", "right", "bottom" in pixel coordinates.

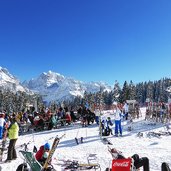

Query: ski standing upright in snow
[{"left": 75, "top": 137, "right": 83, "bottom": 145}]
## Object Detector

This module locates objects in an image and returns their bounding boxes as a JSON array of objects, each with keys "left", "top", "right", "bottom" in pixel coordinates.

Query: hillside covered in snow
[{"left": 1, "top": 108, "right": 171, "bottom": 171}]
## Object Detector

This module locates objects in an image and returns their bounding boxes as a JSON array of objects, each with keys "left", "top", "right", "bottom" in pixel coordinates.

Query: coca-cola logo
[{"left": 113, "top": 161, "right": 129, "bottom": 167}]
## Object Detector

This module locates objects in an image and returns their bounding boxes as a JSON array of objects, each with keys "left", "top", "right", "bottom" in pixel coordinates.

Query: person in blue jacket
[{"left": 101, "top": 117, "right": 113, "bottom": 136}]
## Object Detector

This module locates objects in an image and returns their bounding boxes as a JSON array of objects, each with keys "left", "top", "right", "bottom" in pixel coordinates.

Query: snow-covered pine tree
[
  {"left": 113, "top": 80, "right": 121, "bottom": 102},
  {"left": 129, "top": 80, "right": 136, "bottom": 100}
]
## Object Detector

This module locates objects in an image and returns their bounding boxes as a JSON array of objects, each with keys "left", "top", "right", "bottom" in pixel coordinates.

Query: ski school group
[{"left": 0, "top": 101, "right": 171, "bottom": 171}]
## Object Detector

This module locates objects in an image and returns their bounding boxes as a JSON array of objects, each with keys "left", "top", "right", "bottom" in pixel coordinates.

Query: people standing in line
[{"left": 5, "top": 117, "right": 19, "bottom": 162}]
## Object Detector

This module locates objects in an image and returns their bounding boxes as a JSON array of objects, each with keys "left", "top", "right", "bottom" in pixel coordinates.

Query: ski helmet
[{"left": 44, "top": 143, "right": 50, "bottom": 150}]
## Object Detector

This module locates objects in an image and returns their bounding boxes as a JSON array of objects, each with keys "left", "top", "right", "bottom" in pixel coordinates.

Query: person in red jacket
[
  {"left": 35, "top": 143, "right": 50, "bottom": 165},
  {"left": 65, "top": 112, "right": 72, "bottom": 125}
]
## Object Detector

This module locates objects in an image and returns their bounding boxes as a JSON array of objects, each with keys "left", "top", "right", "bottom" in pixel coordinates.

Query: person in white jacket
[
  {"left": 123, "top": 102, "right": 129, "bottom": 120},
  {"left": 114, "top": 105, "right": 122, "bottom": 136},
  {"left": 0, "top": 112, "right": 6, "bottom": 139}
]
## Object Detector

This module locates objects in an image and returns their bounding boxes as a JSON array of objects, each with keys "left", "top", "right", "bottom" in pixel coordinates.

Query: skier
[
  {"left": 35, "top": 142, "right": 51, "bottom": 165},
  {"left": 113, "top": 104, "right": 123, "bottom": 136},
  {"left": 5, "top": 117, "right": 19, "bottom": 162}
]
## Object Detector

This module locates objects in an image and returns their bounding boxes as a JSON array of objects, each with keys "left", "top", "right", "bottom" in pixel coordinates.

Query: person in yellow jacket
[{"left": 5, "top": 117, "right": 19, "bottom": 162}]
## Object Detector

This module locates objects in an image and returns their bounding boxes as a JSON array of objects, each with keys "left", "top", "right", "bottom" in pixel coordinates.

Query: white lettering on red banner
[{"left": 113, "top": 161, "right": 129, "bottom": 167}]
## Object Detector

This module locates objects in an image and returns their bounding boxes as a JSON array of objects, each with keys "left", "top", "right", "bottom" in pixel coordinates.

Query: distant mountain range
[{"left": 0, "top": 67, "right": 112, "bottom": 102}]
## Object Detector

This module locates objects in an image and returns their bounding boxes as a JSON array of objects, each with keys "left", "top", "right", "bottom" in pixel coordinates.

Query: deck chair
[{"left": 20, "top": 150, "right": 42, "bottom": 171}]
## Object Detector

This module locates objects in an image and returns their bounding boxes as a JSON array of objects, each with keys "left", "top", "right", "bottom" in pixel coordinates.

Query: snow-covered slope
[
  {"left": 0, "top": 67, "right": 31, "bottom": 93},
  {"left": 1, "top": 108, "right": 171, "bottom": 171},
  {"left": 23, "top": 71, "right": 112, "bottom": 102}
]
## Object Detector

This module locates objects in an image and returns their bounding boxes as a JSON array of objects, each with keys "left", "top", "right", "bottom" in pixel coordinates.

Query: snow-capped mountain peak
[
  {"left": 0, "top": 67, "right": 17, "bottom": 83},
  {"left": 0, "top": 66, "right": 31, "bottom": 93},
  {"left": 0, "top": 67, "right": 112, "bottom": 102},
  {"left": 23, "top": 71, "right": 112, "bottom": 102}
]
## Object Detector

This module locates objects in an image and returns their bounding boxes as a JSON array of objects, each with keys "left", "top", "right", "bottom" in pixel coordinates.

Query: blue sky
[{"left": 0, "top": 0, "right": 171, "bottom": 86}]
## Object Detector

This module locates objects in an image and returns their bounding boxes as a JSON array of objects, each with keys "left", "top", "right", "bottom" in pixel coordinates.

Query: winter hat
[
  {"left": 107, "top": 117, "right": 111, "bottom": 120},
  {"left": 44, "top": 143, "right": 50, "bottom": 150}
]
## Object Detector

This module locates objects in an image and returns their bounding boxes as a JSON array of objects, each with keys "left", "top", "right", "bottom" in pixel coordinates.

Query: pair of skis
[{"left": 75, "top": 137, "right": 83, "bottom": 145}]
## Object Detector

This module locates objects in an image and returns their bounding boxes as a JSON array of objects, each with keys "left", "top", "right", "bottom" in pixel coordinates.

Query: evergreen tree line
[
  {"left": 0, "top": 90, "right": 43, "bottom": 113},
  {"left": 72, "top": 77, "right": 171, "bottom": 109},
  {"left": 0, "top": 78, "right": 171, "bottom": 113}
]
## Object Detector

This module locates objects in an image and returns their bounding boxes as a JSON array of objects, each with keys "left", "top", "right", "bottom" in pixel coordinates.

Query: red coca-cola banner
[{"left": 112, "top": 158, "right": 132, "bottom": 171}]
